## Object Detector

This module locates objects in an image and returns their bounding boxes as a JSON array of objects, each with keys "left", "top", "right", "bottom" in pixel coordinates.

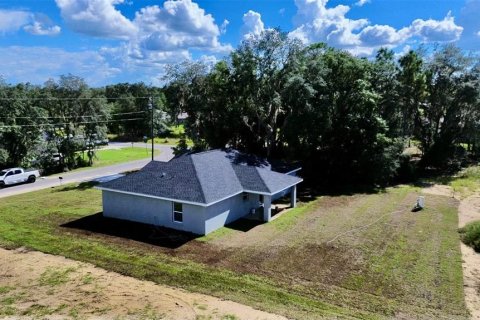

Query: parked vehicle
[{"left": 0, "top": 168, "right": 41, "bottom": 187}]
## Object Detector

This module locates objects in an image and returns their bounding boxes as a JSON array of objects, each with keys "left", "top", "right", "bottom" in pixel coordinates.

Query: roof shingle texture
[{"left": 100, "top": 149, "right": 302, "bottom": 205}]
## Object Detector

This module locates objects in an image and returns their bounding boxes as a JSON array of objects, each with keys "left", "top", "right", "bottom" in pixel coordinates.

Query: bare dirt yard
[
  {"left": 0, "top": 246, "right": 285, "bottom": 320},
  {"left": 423, "top": 185, "right": 480, "bottom": 320}
]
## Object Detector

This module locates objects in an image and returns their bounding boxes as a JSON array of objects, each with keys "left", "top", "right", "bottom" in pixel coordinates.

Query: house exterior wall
[
  {"left": 102, "top": 191, "right": 205, "bottom": 234},
  {"left": 204, "top": 192, "right": 261, "bottom": 234}
]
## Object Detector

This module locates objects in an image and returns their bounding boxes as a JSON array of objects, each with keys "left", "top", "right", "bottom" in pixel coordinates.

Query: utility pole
[{"left": 149, "top": 97, "right": 154, "bottom": 161}]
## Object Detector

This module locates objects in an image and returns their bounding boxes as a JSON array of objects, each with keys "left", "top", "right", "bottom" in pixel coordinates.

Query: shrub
[{"left": 459, "top": 221, "right": 480, "bottom": 252}]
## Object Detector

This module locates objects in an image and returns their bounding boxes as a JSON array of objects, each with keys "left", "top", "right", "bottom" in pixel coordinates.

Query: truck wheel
[
  {"left": 28, "top": 175, "right": 36, "bottom": 183},
  {"left": 0, "top": 182, "right": 4, "bottom": 188}
]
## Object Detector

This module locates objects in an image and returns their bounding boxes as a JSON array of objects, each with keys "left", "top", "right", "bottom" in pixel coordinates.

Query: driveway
[{"left": 0, "top": 144, "right": 174, "bottom": 199}]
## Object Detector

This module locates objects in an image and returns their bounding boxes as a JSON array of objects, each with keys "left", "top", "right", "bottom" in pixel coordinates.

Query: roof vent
[{"left": 158, "top": 172, "right": 173, "bottom": 180}]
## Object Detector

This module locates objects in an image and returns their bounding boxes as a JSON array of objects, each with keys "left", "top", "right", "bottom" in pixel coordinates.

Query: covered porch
[{"left": 245, "top": 185, "right": 298, "bottom": 222}]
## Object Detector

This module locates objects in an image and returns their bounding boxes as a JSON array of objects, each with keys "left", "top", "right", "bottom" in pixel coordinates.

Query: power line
[
  {"left": 0, "top": 96, "right": 152, "bottom": 101},
  {"left": 0, "top": 118, "right": 144, "bottom": 129},
  {"left": 0, "top": 111, "right": 146, "bottom": 120}
]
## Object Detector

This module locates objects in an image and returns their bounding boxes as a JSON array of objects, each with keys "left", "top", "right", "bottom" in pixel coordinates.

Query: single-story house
[{"left": 96, "top": 149, "right": 302, "bottom": 235}]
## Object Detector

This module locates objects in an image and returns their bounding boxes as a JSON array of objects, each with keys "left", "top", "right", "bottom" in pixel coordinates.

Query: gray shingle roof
[{"left": 99, "top": 149, "right": 302, "bottom": 205}]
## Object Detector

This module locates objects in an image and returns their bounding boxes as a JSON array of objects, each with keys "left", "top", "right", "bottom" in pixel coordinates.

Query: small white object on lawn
[{"left": 417, "top": 196, "right": 425, "bottom": 208}]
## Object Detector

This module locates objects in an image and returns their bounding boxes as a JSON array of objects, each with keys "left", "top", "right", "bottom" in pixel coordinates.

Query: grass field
[
  {"left": 78, "top": 147, "right": 159, "bottom": 168},
  {"left": 0, "top": 184, "right": 467, "bottom": 319}
]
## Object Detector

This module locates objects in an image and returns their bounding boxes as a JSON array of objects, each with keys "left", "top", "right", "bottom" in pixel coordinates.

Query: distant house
[{"left": 96, "top": 149, "right": 302, "bottom": 235}]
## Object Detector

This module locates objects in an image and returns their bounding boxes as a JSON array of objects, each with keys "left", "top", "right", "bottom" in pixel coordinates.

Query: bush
[{"left": 459, "top": 221, "right": 480, "bottom": 252}]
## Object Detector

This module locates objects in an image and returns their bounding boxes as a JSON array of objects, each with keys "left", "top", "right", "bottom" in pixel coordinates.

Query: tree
[{"left": 419, "top": 45, "right": 480, "bottom": 167}]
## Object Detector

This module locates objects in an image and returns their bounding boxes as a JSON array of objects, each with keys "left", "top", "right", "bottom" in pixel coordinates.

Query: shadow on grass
[
  {"left": 224, "top": 218, "right": 264, "bottom": 232},
  {"left": 53, "top": 181, "right": 99, "bottom": 192},
  {"left": 61, "top": 213, "right": 198, "bottom": 249}
]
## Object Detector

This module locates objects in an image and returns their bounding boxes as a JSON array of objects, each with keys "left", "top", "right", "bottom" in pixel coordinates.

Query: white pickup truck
[{"left": 0, "top": 168, "right": 41, "bottom": 187}]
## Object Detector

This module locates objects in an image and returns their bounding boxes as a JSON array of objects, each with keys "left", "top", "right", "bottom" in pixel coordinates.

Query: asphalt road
[{"left": 0, "top": 144, "right": 174, "bottom": 199}]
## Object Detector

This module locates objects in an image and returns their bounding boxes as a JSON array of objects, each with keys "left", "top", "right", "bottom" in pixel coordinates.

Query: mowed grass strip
[
  {"left": 0, "top": 185, "right": 370, "bottom": 319},
  {"left": 0, "top": 184, "right": 468, "bottom": 319},
  {"left": 81, "top": 147, "right": 159, "bottom": 168}
]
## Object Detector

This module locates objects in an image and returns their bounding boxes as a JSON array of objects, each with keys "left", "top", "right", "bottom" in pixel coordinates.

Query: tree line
[
  {"left": 1, "top": 29, "right": 479, "bottom": 187},
  {"left": 164, "top": 30, "right": 480, "bottom": 187},
  {"left": 0, "top": 75, "right": 166, "bottom": 174}
]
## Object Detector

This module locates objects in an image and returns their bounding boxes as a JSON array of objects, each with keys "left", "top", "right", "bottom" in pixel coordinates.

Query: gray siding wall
[
  {"left": 272, "top": 186, "right": 292, "bottom": 201},
  {"left": 204, "top": 192, "right": 260, "bottom": 234},
  {"left": 102, "top": 191, "right": 205, "bottom": 234}
]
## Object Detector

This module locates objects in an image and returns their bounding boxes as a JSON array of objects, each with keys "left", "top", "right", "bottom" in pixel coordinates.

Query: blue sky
[{"left": 0, "top": 0, "right": 479, "bottom": 86}]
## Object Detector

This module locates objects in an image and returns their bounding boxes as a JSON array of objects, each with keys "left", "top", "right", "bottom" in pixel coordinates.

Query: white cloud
[
  {"left": 55, "top": 0, "right": 137, "bottom": 39},
  {"left": 0, "top": 46, "right": 120, "bottom": 85},
  {"left": 289, "top": 0, "right": 463, "bottom": 56},
  {"left": 241, "top": 10, "right": 265, "bottom": 39},
  {"left": 0, "top": 9, "right": 61, "bottom": 36},
  {"left": 24, "top": 13, "right": 61, "bottom": 36},
  {"left": 52, "top": 0, "right": 232, "bottom": 79},
  {"left": 477, "top": 31, "right": 480, "bottom": 36},
  {"left": 355, "top": 0, "right": 370, "bottom": 7},
  {"left": 24, "top": 22, "right": 61, "bottom": 36},
  {"left": 134, "top": 1, "right": 230, "bottom": 52},
  {"left": 220, "top": 19, "right": 229, "bottom": 35},
  {"left": 409, "top": 12, "right": 463, "bottom": 42},
  {"left": 0, "top": 10, "right": 30, "bottom": 33},
  {"left": 359, "top": 25, "right": 408, "bottom": 46},
  {"left": 291, "top": 0, "right": 368, "bottom": 47}
]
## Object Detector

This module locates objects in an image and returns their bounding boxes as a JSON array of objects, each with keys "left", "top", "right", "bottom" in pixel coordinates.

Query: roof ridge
[
  {"left": 188, "top": 156, "right": 207, "bottom": 203},
  {"left": 190, "top": 149, "right": 222, "bottom": 156},
  {"left": 254, "top": 167, "right": 271, "bottom": 193}
]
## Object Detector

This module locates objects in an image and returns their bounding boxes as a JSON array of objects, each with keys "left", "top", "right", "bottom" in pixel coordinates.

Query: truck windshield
[{"left": 0, "top": 170, "right": 7, "bottom": 176}]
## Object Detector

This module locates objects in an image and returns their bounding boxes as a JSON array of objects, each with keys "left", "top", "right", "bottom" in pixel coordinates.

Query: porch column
[
  {"left": 290, "top": 185, "right": 297, "bottom": 208},
  {"left": 263, "top": 195, "right": 272, "bottom": 222}
]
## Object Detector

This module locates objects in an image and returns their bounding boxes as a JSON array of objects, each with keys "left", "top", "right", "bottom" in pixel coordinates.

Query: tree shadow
[{"left": 61, "top": 213, "right": 199, "bottom": 249}]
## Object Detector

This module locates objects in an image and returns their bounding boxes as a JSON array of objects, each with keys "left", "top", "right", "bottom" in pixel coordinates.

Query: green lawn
[
  {"left": 0, "top": 184, "right": 467, "bottom": 319},
  {"left": 79, "top": 147, "right": 159, "bottom": 168}
]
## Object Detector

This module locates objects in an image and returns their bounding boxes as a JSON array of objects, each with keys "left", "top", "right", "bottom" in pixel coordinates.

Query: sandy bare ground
[
  {"left": 0, "top": 247, "right": 286, "bottom": 320},
  {"left": 423, "top": 185, "right": 480, "bottom": 320}
]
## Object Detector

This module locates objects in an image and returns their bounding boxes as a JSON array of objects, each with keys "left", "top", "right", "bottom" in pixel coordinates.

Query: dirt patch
[
  {"left": 422, "top": 184, "right": 455, "bottom": 198},
  {"left": 0, "top": 247, "right": 285, "bottom": 320},
  {"left": 426, "top": 183, "right": 480, "bottom": 319},
  {"left": 457, "top": 193, "right": 480, "bottom": 320}
]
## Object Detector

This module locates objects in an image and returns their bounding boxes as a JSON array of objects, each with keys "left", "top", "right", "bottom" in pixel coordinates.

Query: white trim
[
  {"left": 269, "top": 180, "right": 303, "bottom": 195},
  {"left": 284, "top": 167, "right": 302, "bottom": 175},
  {"left": 96, "top": 179, "right": 302, "bottom": 207},
  {"left": 97, "top": 187, "right": 210, "bottom": 207}
]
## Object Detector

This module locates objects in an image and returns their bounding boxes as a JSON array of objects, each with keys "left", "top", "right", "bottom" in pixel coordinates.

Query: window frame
[{"left": 172, "top": 202, "right": 183, "bottom": 223}]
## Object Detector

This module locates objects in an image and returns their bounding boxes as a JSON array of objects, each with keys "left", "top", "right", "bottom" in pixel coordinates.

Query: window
[
  {"left": 259, "top": 195, "right": 264, "bottom": 203},
  {"left": 242, "top": 193, "right": 249, "bottom": 201},
  {"left": 5, "top": 171, "right": 13, "bottom": 177},
  {"left": 172, "top": 202, "right": 183, "bottom": 223},
  {"left": 14, "top": 170, "right": 21, "bottom": 175}
]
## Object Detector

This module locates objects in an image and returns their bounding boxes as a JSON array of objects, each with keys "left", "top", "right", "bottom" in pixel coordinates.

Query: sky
[{"left": 0, "top": 0, "right": 479, "bottom": 87}]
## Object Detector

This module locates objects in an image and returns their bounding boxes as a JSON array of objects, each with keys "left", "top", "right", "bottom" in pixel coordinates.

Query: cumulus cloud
[
  {"left": 291, "top": 0, "right": 368, "bottom": 47},
  {"left": 24, "top": 13, "right": 61, "bottom": 36},
  {"left": 133, "top": 1, "right": 230, "bottom": 52},
  {"left": 55, "top": 0, "right": 137, "bottom": 39},
  {"left": 0, "top": 10, "right": 60, "bottom": 36},
  {"left": 409, "top": 12, "right": 463, "bottom": 42},
  {"left": 289, "top": 0, "right": 463, "bottom": 55},
  {"left": 241, "top": 10, "right": 265, "bottom": 39}
]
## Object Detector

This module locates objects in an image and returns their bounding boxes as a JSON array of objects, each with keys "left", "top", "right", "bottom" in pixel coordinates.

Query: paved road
[{"left": 0, "top": 144, "right": 174, "bottom": 199}]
